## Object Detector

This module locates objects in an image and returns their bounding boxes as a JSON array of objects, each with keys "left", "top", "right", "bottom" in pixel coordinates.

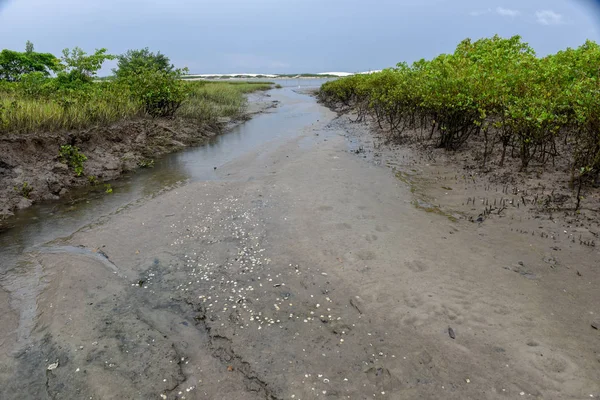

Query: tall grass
[
  {"left": 0, "top": 80, "right": 272, "bottom": 135},
  {"left": 178, "top": 81, "right": 272, "bottom": 123},
  {"left": 0, "top": 93, "right": 140, "bottom": 133}
]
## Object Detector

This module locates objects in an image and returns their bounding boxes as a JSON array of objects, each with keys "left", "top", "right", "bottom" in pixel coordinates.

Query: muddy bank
[{"left": 0, "top": 94, "right": 276, "bottom": 225}]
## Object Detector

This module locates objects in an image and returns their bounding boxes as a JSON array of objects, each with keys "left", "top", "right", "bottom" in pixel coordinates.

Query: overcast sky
[{"left": 1, "top": 0, "right": 599, "bottom": 75}]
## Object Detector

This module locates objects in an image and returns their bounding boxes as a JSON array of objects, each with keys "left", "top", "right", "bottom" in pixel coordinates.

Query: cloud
[
  {"left": 470, "top": 7, "right": 521, "bottom": 17},
  {"left": 535, "top": 10, "right": 564, "bottom": 25},
  {"left": 496, "top": 7, "right": 520, "bottom": 17}
]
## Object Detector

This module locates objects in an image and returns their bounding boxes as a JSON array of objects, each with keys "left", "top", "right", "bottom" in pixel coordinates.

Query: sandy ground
[{"left": 0, "top": 91, "right": 598, "bottom": 399}]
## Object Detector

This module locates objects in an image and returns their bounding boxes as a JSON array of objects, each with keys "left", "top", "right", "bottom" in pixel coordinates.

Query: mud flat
[
  {"left": 0, "top": 88, "right": 598, "bottom": 399},
  {"left": 334, "top": 110, "right": 600, "bottom": 260}
]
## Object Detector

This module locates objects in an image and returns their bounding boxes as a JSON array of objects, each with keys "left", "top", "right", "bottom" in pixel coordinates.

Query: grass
[
  {"left": 178, "top": 81, "right": 272, "bottom": 123},
  {"left": 0, "top": 92, "right": 139, "bottom": 134},
  {"left": 0, "top": 81, "right": 273, "bottom": 135}
]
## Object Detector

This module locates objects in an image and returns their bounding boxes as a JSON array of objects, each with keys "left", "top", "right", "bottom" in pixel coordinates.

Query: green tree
[
  {"left": 125, "top": 66, "right": 190, "bottom": 118},
  {"left": 113, "top": 48, "right": 173, "bottom": 78},
  {"left": 25, "top": 40, "right": 34, "bottom": 54},
  {"left": 0, "top": 49, "right": 60, "bottom": 81},
  {"left": 59, "top": 47, "right": 114, "bottom": 82}
]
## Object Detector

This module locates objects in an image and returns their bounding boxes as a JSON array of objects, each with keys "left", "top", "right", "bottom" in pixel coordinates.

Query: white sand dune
[
  {"left": 184, "top": 71, "right": 383, "bottom": 79},
  {"left": 359, "top": 70, "right": 382, "bottom": 74},
  {"left": 316, "top": 72, "right": 354, "bottom": 77},
  {"left": 188, "top": 73, "right": 279, "bottom": 78},
  {"left": 314, "top": 71, "right": 383, "bottom": 76}
]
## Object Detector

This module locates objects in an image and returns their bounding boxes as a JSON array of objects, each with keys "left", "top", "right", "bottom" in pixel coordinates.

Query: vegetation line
[
  {"left": 318, "top": 35, "right": 600, "bottom": 208},
  {"left": 0, "top": 45, "right": 272, "bottom": 135}
]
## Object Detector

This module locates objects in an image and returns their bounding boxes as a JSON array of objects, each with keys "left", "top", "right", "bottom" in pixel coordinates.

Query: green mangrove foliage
[
  {"left": 319, "top": 35, "right": 600, "bottom": 188},
  {"left": 114, "top": 48, "right": 174, "bottom": 78},
  {"left": 59, "top": 144, "right": 87, "bottom": 176},
  {"left": 0, "top": 43, "right": 273, "bottom": 134},
  {"left": 0, "top": 44, "right": 61, "bottom": 82}
]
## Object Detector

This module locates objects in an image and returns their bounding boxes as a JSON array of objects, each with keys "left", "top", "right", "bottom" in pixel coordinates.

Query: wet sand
[{"left": 0, "top": 89, "right": 598, "bottom": 399}]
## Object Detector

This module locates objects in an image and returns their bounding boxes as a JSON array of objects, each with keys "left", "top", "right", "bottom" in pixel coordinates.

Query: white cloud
[
  {"left": 535, "top": 10, "right": 564, "bottom": 25},
  {"left": 496, "top": 7, "right": 520, "bottom": 17},
  {"left": 469, "top": 7, "right": 521, "bottom": 17}
]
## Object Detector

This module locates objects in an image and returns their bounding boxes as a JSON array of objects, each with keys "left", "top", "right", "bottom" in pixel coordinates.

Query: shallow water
[{"left": 0, "top": 81, "right": 330, "bottom": 272}]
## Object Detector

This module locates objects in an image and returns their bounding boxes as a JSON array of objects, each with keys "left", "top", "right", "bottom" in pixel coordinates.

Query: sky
[{"left": 1, "top": 0, "right": 600, "bottom": 75}]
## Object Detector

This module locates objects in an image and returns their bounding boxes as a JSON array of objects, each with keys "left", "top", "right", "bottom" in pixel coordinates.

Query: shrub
[
  {"left": 122, "top": 67, "right": 190, "bottom": 118},
  {"left": 137, "top": 159, "right": 155, "bottom": 168},
  {"left": 318, "top": 35, "right": 600, "bottom": 196},
  {"left": 14, "top": 182, "right": 32, "bottom": 198},
  {"left": 59, "top": 145, "right": 87, "bottom": 176},
  {"left": 0, "top": 49, "right": 60, "bottom": 82},
  {"left": 59, "top": 47, "right": 114, "bottom": 83},
  {"left": 114, "top": 48, "right": 173, "bottom": 78}
]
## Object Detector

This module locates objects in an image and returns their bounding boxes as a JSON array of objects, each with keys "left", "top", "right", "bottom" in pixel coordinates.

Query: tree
[
  {"left": 25, "top": 40, "right": 34, "bottom": 54},
  {"left": 113, "top": 48, "right": 173, "bottom": 78},
  {"left": 124, "top": 66, "right": 189, "bottom": 118},
  {"left": 59, "top": 47, "right": 114, "bottom": 82},
  {"left": 0, "top": 49, "right": 60, "bottom": 81}
]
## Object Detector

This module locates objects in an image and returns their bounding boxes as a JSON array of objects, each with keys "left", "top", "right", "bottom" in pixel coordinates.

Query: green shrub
[
  {"left": 137, "top": 159, "right": 155, "bottom": 168},
  {"left": 59, "top": 145, "right": 87, "bottom": 176},
  {"left": 319, "top": 35, "right": 600, "bottom": 181},
  {"left": 60, "top": 47, "right": 114, "bottom": 83},
  {"left": 14, "top": 182, "right": 32, "bottom": 198},
  {"left": 0, "top": 48, "right": 60, "bottom": 82},
  {"left": 319, "top": 35, "right": 600, "bottom": 203},
  {"left": 114, "top": 48, "right": 173, "bottom": 78},
  {"left": 121, "top": 67, "right": 189, "bottom": 118},
  {"left": 87, "top": 175, "right": 99, "bottom": 185}
]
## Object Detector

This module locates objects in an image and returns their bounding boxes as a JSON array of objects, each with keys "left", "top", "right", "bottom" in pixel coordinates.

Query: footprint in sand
[
  {"left": 365, "top": 234, "right": 378, "bottom": 243},
  {"left": 356, "top": 250, "right": 376, "bottom": 260},
  {"left": 406, "top": 260, "right": 429, "bottom": 272},
  {"left": 375, "top": 225, "right": 390, "bottom": 233},
  {"left": 335, "top": 222, "right": 352, "bottom": 230},
  {"left": 318, "top": 205, "right": 333, "bottom": 211}
]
